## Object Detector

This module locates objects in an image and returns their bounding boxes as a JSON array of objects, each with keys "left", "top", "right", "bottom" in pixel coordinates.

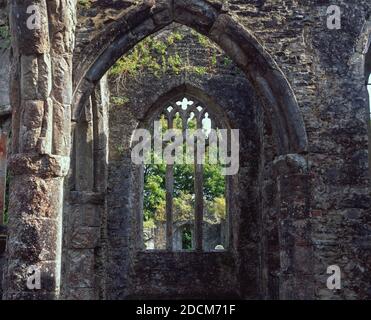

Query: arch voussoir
[
  {"left": 173, "top": 0, "right": 223, "bottom": 34},
  {"left": 74, "top": 0, "right": 173, "bottom": 88},
  {"left": 208, "top": 13, "right": 308, "bottom": 154}
]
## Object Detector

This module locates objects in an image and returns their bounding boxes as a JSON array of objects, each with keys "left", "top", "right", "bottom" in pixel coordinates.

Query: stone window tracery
[{"left": 142, "top": 95, "right": 228, "bottom": 252}]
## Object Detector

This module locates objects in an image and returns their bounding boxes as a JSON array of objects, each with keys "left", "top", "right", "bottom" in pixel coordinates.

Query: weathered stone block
[
  {"left": 279, "top": 274, "right": 315, "bottom": 300},
  {"left": 51, "top": 54, "right": 73, "bottom": 105},
  {"left": 69, "top": 226, "right": 100, "bottom": 249},
  {"left": 66, "top": 249, "right": 95, "bottom": 288},
  {"left": 8, "top": 154, "right": 69, "bottom": 178},
  {"left": 52, "top": 101, "right": 71, "bottom": 155},
  {"left": 65, "top": 287, "right": 96, "bottom": 300},
  {"left": 7, "top": 216, "right": 59, "bottom": 263},
  {"left": 4, "top": 260, "right": 58, "bottom": 294},
  {"left": 19, "top": 100, "right": 44, "bottom": 152},
  {"left": 174, "top": 0, "right": 220, "bottom": 34}
]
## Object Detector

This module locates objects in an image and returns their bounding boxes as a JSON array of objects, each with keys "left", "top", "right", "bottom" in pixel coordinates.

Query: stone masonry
[{"left": 0, "top": 0, "right": 370, "bottom": 300}]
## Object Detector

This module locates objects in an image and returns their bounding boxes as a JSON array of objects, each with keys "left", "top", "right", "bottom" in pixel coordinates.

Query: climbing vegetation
[
  {"left": 109, "top": 26, "right": 223, "bottom": 86},
  {"left": 77, "top": 0, "right": 92, "bottom": 8},
  {"left": 109, "top": 31, "right": 185, "bottom": 79},
  {"left": 0, "top": 26, "right": 10, "bottom": 50}
]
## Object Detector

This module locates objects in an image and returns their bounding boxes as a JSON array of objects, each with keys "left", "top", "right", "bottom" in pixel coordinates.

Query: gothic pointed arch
[{"left": 71, "top": 0, "right": 308, "bottom": 155}]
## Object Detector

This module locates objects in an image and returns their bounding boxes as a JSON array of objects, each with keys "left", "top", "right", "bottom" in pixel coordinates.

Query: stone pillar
[
  {"left": 3, "top": 0, "right": 76, "bottom": 299},
  {"left": 0, "top": 132, "right": 7, "bottom": 222},
  {"left": 273, "top": 153, "right": 314, "bottom": 300}
]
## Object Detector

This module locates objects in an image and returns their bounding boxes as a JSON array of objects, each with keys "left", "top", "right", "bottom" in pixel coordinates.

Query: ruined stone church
[{"left": 0, "top": 0, "right": 370, "bottom": 300}]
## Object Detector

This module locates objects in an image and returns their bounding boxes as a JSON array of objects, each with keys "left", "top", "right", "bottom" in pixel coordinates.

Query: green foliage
[
  {"left": 166, "top": 31, "right": 184, "bottom": 45},
  {"left": 143, "top": 219, "right": 155, "bottom": 229},
  {"left": 2, "top": 170, "right": 11, "bottom": 224},
  {"left": 167, "top": 54, "right": 183, "bottom": 74},
  {"left": 115, "top": 144, "right": 125, "bottom": 155},
  {"left": 109, "top": 33, "right": 185, "bottom": 79},
  {"left": 223, "top": 56, "right": 233, "bottom": 66},
  {"left": 196, "top": 32, "right": 213, "bottom": 48},
  {"left": 78, "top": 0, "right": 92, "bottom": 8},
  {"left": 182, "top": 227, "right": 193, "bottom": 250},
  {"left": 192, "top": 66, "right": 208, "bottom": 75},
  {"left": 206, "top": 197, "right": 226, "bottom": 220},
  {"left": 143, "top": 163, "right": 166, "bottom": 222},
  {"left": 174, "top": 192, "right": 193, "bottom": 221},
  {"left": 143, "top": 145, "right": 226, "bottom": 225},
  {"left": 203, "top": 162, "right": 225, "bottom": 200},
  {"left": 0, "top": 26, "right": 10, "bottom": 49},
  {"left": 211, "top": 52, "right": 218, "bottom": 67},
  {"left": 174, "top": 164, "right": 194, "bottom": 197},
  {"left": 109, "top": 27, "right": 228, "bottom": 81},
  {"left": 111, "top": 96, "right": 129, "bottom": 106}
]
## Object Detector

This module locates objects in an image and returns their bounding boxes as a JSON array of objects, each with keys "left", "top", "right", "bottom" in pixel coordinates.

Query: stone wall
[
  {"left": 74, "top": 0, "right": 371, "bottom": 300},
  {"left": 129, "top": 252, "right": 239, "bottom": 299}
]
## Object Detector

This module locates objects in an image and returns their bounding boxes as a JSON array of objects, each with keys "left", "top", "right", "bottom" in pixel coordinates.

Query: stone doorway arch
[{"left": 66, "top": 0, "right": 312, "bottom": 299}]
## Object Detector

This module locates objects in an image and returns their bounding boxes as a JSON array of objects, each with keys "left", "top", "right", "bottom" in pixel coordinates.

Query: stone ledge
[{"left": 8, "top": 153, "right": 70, "bottom": 178}]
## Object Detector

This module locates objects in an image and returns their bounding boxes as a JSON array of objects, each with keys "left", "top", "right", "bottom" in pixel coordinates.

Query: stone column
[
  {"left": 273, "top": 153, "right": 314, "bottom": 300},
  {"left": 0, "top": 132, "right": 7, "bottom": 222},
  {"left": 3, "top": 0, "right": 76, "bottom": 299}
]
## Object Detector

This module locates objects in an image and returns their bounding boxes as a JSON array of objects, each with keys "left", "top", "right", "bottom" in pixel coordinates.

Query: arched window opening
[
  {"left": 142, "top": 96, "right": 228, "bottom": 252},
  {"left": 181, "top": 225, "right": 193, "bottom": 250}
]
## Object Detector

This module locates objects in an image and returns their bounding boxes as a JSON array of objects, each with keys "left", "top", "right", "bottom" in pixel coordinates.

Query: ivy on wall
[
  {"left": 108, "top": 26, "right": 230, "bottom": 107},
  {"left": 77, "top": 0, "right": 92, "bottom": 8},
  {"left": 0, "top": 26, "right": 10, "bottom": 49},
  {"left": 109, "top": 30, "right": 186, "bottom": 78},
  {"left": 108, "top": 27, "right": 224, "bottom": 80}
]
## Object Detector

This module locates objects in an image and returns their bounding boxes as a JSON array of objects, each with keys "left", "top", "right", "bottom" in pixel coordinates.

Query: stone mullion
[
  {"left": 194, "top": 116, "right": 204, "bottom": 252},
  {"left": 165, "top": 117, "right": 174, "bottom": 251},
  {"left": 4, "top": 0, "right": 76, "bottom": 300}
]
